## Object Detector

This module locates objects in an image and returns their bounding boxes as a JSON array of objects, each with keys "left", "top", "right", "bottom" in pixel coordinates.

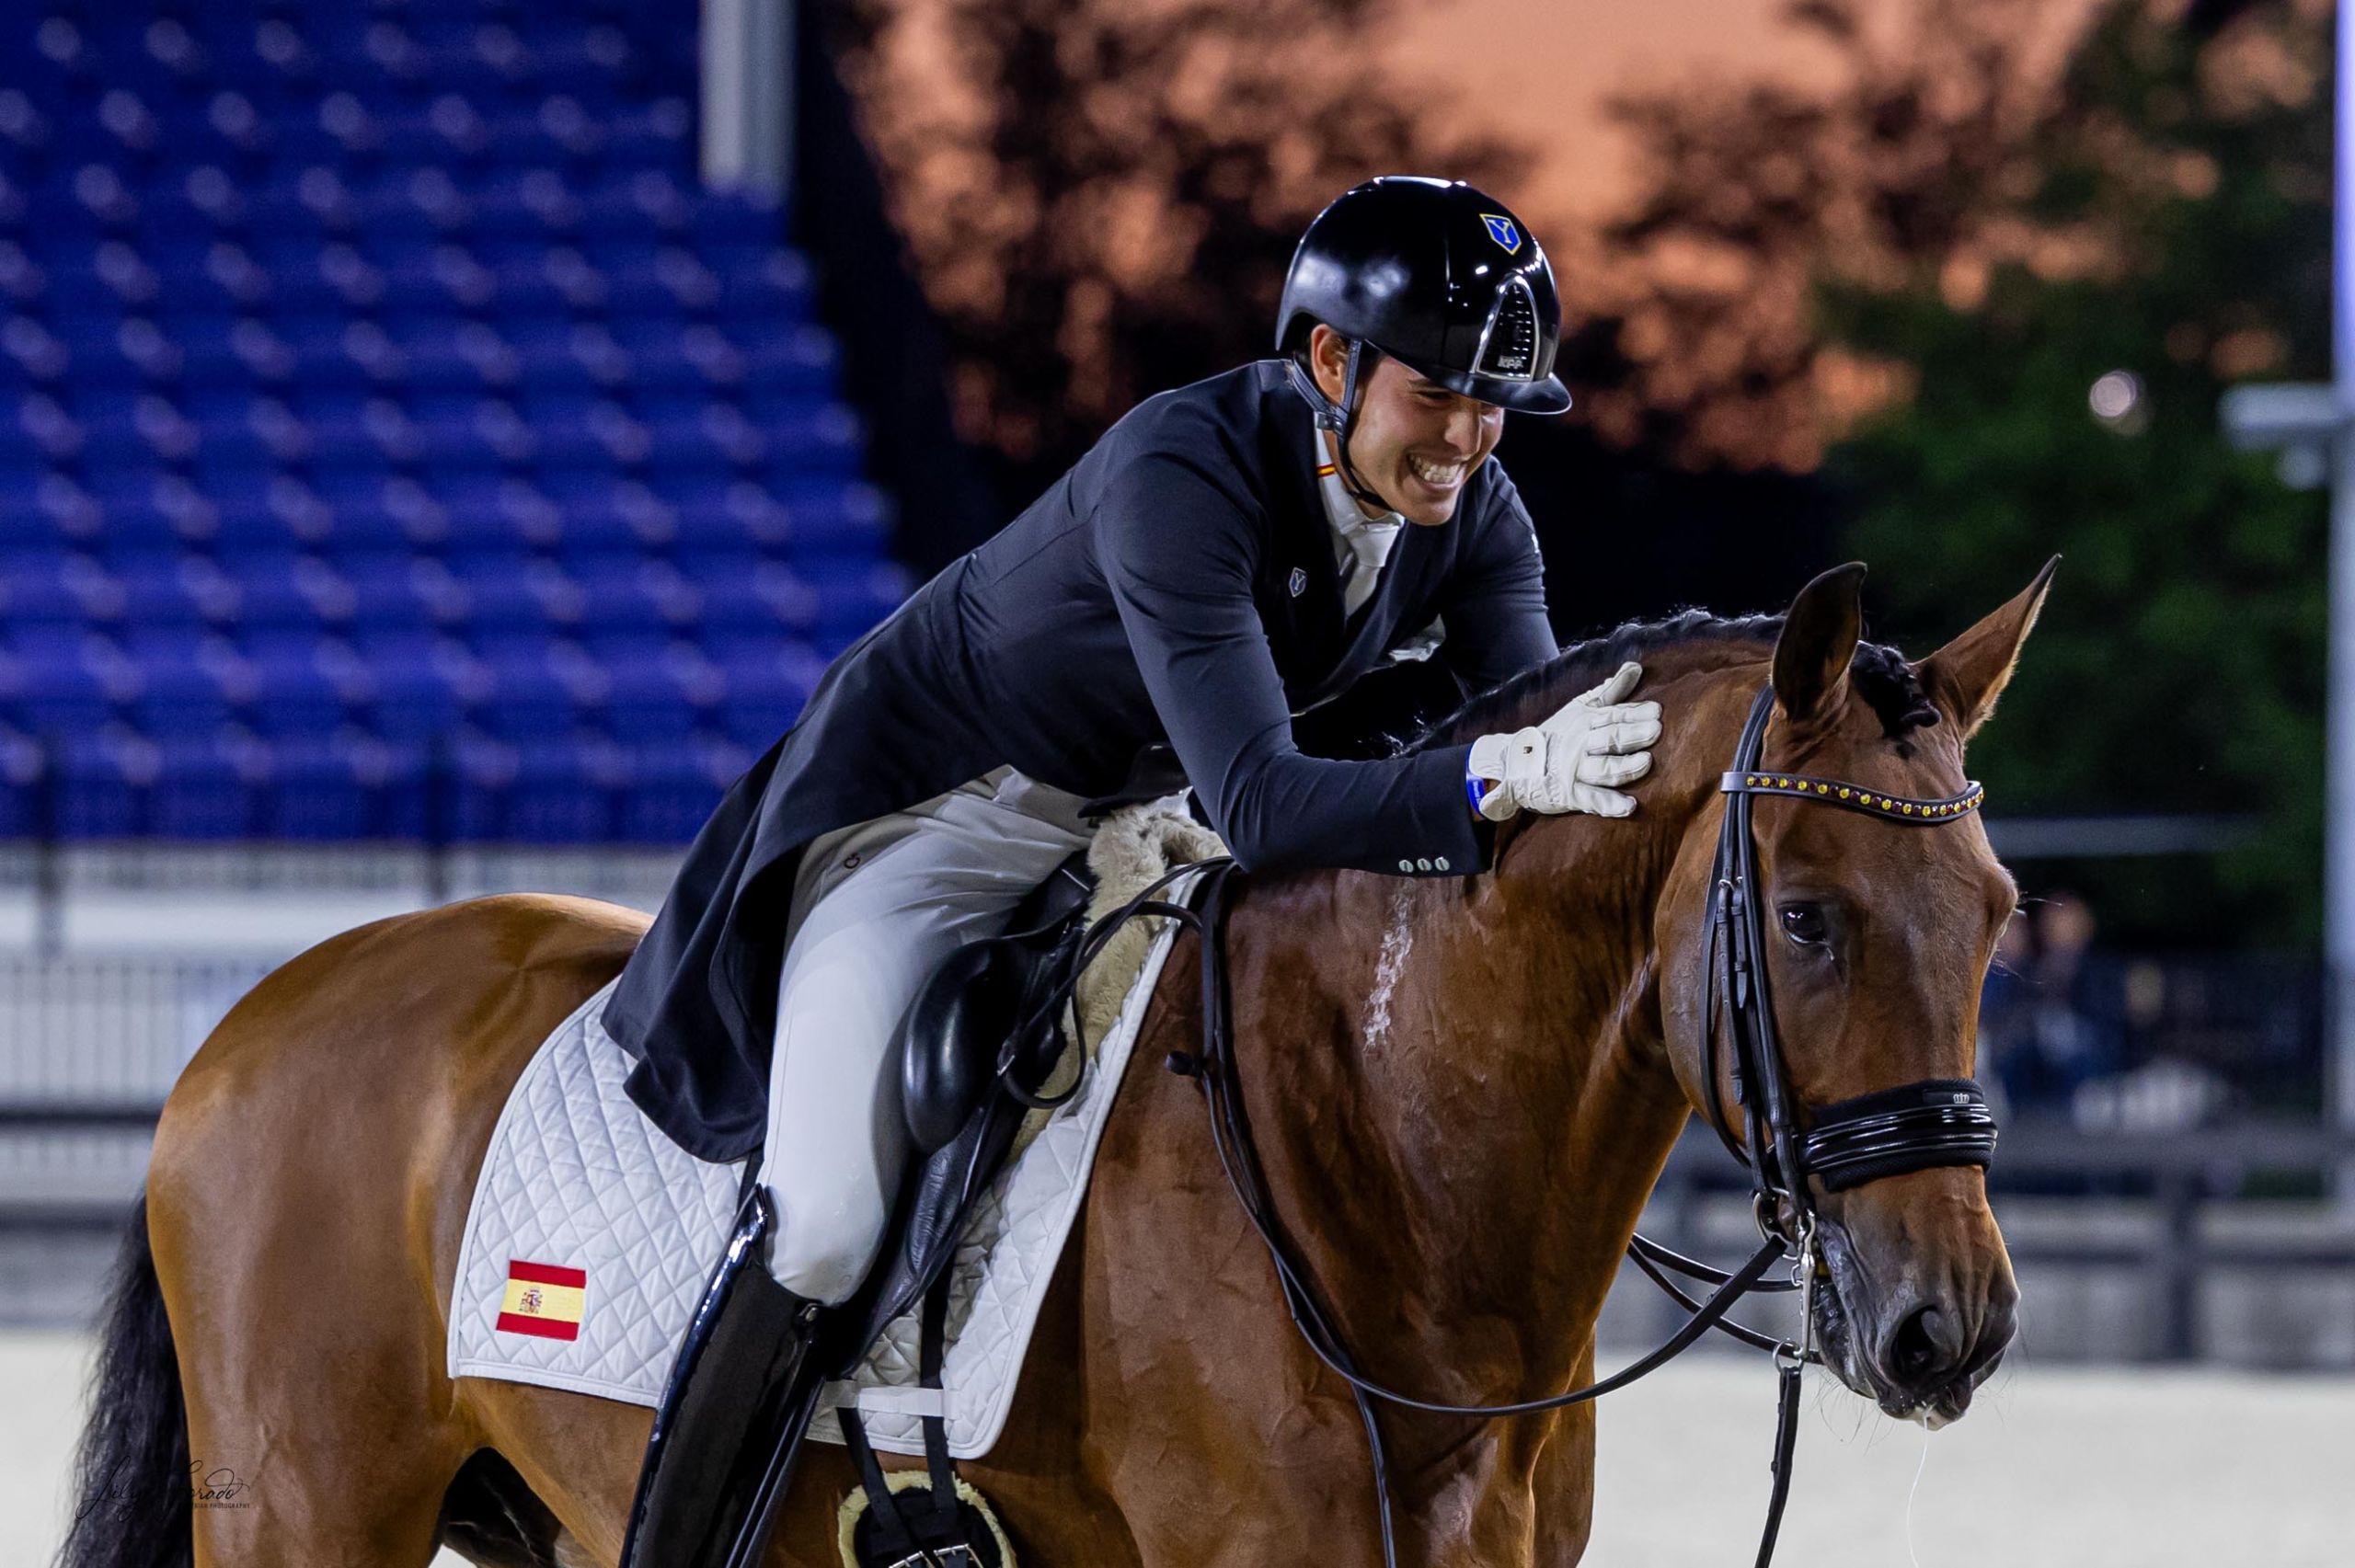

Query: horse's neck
[{"left": 1225, "top": 815, "right": 1696, "bottom": 1458}]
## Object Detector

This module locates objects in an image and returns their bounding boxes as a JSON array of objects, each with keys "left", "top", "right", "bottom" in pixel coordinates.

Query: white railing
[{"left": 0, "top": 843, "right": 687, "bottom": 1207}]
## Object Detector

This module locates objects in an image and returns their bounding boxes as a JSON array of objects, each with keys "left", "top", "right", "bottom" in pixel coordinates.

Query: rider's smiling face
[{"left": 1307, "top": 323, "right": 1506, "bottom": 527}]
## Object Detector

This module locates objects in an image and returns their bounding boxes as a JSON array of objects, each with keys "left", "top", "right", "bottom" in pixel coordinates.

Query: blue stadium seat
[
  {"left": 0, "top": 726, "right": 44, "bottom": 839},
  {"left": 0, "top": 643, "right": 127, "bottom": 736},
  {"left": 618, "top": 738, "right": 743, "bottom": 842},
  {"left": 246, "top": 644, "right": 362, "bottom": 738},
  {"left": 52, "top": 733, "right": 152, "bottom": 841},
  {"left": 127, "top": 652, "right": 245, "bottom": 737},
  {"left": 607, "top": 101, "right": 693, "bottom": 169},
  {"left": 533, "top": 473, "right": 678, "bottom": 552},
  {"left": 442, "top": 733, "right": 513, "bottom": 839},
  {"left": 0, "top": 238, "right": 45, "bottom": 307},
  {"left": 711, "top": 645, "right": 825, "bottom": 747},
  {"left": 116, "top": 553, "right": 240, "bottom": 629},
  {"left": 448, "top": 730, "right": 643, "bottom": 842},
  {"left": 472, "top": 169, "right": 581, "bottom": 243},
  {"left": 269, "top": 736, "right": 426, "bottom": 840},
  {"left": 472, "top": 645, "right": 594, "bottom": 739},
  {"left": 230, "top": 552, "right": 355, "bottom": 633},
  {"left": 0, "top": 0, "right": 907, "bottom": 842},
  {"left": 266, "top": 737, "right": 369, "bottom": 839},
  {"left": 601, "top": 647, "right": 717, "bottom": 741},
  {"left": 502, "top": 738, "right": 628, "bottom": 842},
  {"left": 806, "top": 558, "right": 914, "bottom": 647},
  {"left": 448, "top": 560, "right": 562, "bottom": 642},
  {"left": 574, "top": 556, "right": 697, "bottom": 635},
  {"left": 695, "top": 557, "right": 820, "bottom": 635},
  {"left": 1, "top": 317, "right": 75, "bottom": 386},
  {"left": 344, "top": 554, "right": 465, "bottom": 630},
  {"left": 140, "top": 168, "right": 243, "bottom": 245},
  {"left": 150, "top": 735, "right": 270, "bottom": 839},
  {"left": 366, "top": 653, "right": 474, "bottom": 743},
  {"left": 2, "top": 624, "right": 106, "bottom": 666},
  {"left": 52, "top": 468, "right": 181, "bottom": 553},
  {"left": 430, "top": 472, "right": 564, "bottom": 551},
  {"left": 0, "top": 548, "right": 122, "bottom": 625},
  {"left": 302, "top": 487, "right": 420, "bottom": 556}
]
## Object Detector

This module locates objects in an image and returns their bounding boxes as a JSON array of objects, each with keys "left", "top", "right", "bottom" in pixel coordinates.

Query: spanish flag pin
[{"left": 498, "top": 1260, "right": 588, "bottom": 1341}]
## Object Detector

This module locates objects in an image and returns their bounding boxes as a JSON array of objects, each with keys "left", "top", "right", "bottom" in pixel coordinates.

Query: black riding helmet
[
  {"left": 1279, "top": 176, "right": 1568, "bottom": 407},
  {"left": 1277, "top": 177, "right": 1568, "bottom": 509}
]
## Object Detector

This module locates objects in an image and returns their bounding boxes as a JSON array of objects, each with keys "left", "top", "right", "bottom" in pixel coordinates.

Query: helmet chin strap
[{"left": 1287, "top": 339, "right": 1398, "bottom": 516}]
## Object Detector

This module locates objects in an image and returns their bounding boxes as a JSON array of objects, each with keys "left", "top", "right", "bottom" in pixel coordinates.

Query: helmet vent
[{"left": 1476, "top": 277, "right": 1539, "bottom": 381}]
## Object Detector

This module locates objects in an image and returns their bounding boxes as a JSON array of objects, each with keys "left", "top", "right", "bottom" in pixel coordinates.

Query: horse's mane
[{"left": 1414, "top": 608, "right": 1942, "bottom": 751}]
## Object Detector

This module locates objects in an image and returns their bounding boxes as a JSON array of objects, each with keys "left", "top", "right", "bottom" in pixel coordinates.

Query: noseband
[{"left": 1137, "top": 679, "right": 2003, "bottom": 1567}]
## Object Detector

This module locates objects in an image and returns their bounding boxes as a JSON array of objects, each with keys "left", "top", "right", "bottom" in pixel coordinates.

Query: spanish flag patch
[{"left": 497, "top": 1260, "right": 587, "bottom": 1341}]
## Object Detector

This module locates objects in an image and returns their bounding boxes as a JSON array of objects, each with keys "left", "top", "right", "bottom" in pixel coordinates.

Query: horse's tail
[{"left": 56, "top": 1192, "right": 192, "bottom": 1568}]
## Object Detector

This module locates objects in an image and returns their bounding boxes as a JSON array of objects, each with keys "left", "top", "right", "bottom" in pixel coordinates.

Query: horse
[{"left": 60, "top": 558, "right": 2038, "bottom": 1568}]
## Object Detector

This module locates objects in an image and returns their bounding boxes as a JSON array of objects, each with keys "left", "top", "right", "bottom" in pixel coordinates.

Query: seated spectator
[{"left": 1984, "top": 889, "right": 2123, "bottom": 1118}]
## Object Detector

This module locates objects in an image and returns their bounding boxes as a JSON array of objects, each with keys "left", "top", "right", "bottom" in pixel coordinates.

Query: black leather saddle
[
  {"left": 826, "top": 847, "right": 1097, "bottom": 1365},
  {"left": 826, "top": 744, "right": 1207, "bottom": 1368},
  {"left": 896, "top": 849, "right": 1094, "bottom": 1156}
]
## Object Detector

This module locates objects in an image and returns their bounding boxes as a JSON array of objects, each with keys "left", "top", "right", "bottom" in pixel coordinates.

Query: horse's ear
[
  {"left": 1772, "top": 562, "right": 1867, "bottom": 724},
  {"left": 1912, "top": 555, "right": 2060, "bottom": 741}
]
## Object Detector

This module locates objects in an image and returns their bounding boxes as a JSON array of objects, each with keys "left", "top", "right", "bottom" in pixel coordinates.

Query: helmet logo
[{"left": 1479, "top": 213, "right": 1522, "bottom": 254}]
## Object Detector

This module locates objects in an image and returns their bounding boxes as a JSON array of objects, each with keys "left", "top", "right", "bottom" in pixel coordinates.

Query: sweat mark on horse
[
  {"left": 62, "top": 558, "right": 2043, "bottom": 1568},
  {"left": 1361, "top": 882, "right": 1416, "bottom": 1056}
]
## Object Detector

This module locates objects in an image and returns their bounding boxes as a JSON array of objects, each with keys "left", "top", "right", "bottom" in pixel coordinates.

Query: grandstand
[{"left": 0, "top": 0, "right": 910, "bottom": 850}]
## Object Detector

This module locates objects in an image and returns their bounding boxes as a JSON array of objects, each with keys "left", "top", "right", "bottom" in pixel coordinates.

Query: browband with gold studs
[{"left": 1717, "top": 771, "right": 1986, "bottom": 823}]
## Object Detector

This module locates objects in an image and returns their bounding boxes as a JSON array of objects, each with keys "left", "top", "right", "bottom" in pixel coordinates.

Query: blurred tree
[
  {"left": 1602, "top": 0, "right": 2331, "bottom": 944},
  {"left": 1823, "top": 0, "right": 2331, "bottom": 945},
  {"left": 818, "top": 0, "right": 1522, "bottom": 504},
  {"left": 1589, "top": 0, "right": 2070, "bottom": 472}
]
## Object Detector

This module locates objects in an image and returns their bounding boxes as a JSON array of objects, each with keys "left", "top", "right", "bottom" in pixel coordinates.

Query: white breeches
[{"left": 759, "top": 767, "right": 1093, "bottom": 1303}]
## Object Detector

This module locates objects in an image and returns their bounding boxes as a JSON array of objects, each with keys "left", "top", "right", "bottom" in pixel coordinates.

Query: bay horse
[{"left": 62, "top": 559, "right": 2037, "bottom": 1568}]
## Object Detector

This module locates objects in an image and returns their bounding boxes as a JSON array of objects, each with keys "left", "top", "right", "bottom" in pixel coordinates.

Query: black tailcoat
[{"left": 606, "top": 361, "right": 1555, "bottom": 1159}]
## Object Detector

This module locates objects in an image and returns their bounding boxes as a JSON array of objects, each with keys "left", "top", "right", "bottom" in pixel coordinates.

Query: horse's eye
[{"left": 1779, "top": 905, "right": 1828, "bottom": 947}]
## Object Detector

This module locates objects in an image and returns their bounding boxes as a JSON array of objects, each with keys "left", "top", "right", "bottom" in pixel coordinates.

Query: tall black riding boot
[{"left": 620, "top": 1189, "right": 832, "bottom": 1568}]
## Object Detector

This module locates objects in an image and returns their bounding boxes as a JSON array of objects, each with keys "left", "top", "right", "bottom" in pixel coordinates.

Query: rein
[{"left": 1049, "top": 680, "right": 2000, "bottom": 1565}]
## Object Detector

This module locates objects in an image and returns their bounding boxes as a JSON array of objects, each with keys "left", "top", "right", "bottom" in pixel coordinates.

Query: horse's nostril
[{"left": 1888, "top": 1302, "right": 1955, "bottom": 1386}]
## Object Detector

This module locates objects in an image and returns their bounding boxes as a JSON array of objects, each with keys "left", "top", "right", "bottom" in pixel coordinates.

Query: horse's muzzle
[{"left": 1814, "top": 1178, "right": 2018, "bottom": 1425}]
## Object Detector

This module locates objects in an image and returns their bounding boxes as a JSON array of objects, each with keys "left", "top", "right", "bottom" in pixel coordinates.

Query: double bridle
[
  {"left": 1701, "top": 681, "right": 2001, "bottom": 1258},
  {"left": 1144, "top": 679, "right": 2002, "bottom": 1567}
]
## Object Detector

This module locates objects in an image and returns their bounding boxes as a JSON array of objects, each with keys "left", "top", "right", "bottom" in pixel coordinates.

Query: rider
[{"left": 608, "top": 175, "right": 1666, "bottom": 1565}]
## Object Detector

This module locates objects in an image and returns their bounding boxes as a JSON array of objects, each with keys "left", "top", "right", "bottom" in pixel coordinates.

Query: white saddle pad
[{"left": 447, "top": 898, "right": 1187, "bottom": 1459}]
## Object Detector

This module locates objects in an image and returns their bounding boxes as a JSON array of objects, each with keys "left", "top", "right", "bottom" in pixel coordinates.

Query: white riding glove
[{"left": 1466, "top": 660, "right": 1661, "bottom": 821}]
